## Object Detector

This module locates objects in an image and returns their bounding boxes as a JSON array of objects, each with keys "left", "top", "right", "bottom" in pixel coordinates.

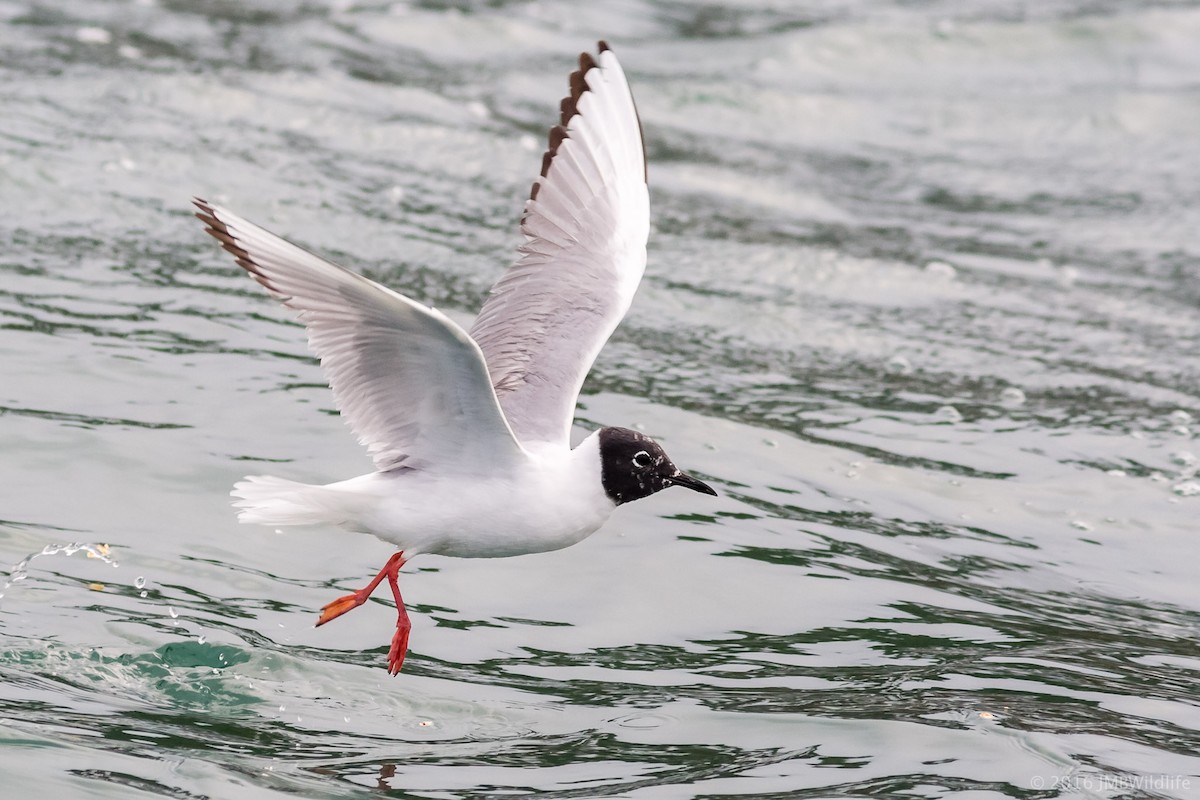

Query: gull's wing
[
  {"left": 195, "top": 199, "right": 526, "bottom": 474},
  {"left": 469, "top": 42, "right": 650, "bottom": 448}
]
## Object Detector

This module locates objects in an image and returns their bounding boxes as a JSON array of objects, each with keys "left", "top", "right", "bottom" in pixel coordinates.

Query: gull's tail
[{"left": 232, "top": 475, "right": 353, "bottom": 527}]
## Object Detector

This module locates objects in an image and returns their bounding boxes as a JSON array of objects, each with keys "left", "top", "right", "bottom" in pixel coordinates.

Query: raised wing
[
  {"left": 469, "top": 42, "right": 650, "bottom": 448},
  {"left": 195, "top": 199, "right": 526, "bottom": 474}
]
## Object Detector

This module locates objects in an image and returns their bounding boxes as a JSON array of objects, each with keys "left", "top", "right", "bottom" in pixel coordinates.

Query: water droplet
[
  {"left": 134, "top": 576, "right": 146, "bottom": 590},
  {"left": 1172, "top": 481, "right": 1200, "bottom": 497},
  {"left": 885, "top": 354, "right": 912, "bottom": 375},
  {"left": 139, "top": 591, "right": 147, "bottom": 598},
  {"left": 1070, "top": 520, "right": 1092, "bottom": 531},
  {"left": 935, "top": 405, "right": 962, "bottom": 423},
  {"left": 168, "top": 607, "right": 178, "bottom": 619},
  {"left": 197, "top": 635, "right": 206, "bottom": 645},
  {"left": 999, "top": 387, "right": 1026, "bottom": 408}
]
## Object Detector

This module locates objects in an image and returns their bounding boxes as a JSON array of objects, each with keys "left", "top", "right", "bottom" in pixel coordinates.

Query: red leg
[
  {"left": 386, "top": 567, "right": 411, "bottom": 676},
  {"left": 315, "top": 551, "right": 407, "bottom": 627},
  {"left": 316, "top": 552, "right": 412, "bottom": 675}
]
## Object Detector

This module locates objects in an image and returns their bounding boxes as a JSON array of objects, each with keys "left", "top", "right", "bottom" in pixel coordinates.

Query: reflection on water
[{"left": 3, "top": 0, "right": 1200, "bottom": 797}]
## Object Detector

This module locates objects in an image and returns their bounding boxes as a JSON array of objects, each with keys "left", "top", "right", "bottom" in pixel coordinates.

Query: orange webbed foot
[
  {"left": 315, "top": 592, "right": 367, "bottom": 627},
  {"left": 387, "top": 620, "right": 411, "bottom": 676}
]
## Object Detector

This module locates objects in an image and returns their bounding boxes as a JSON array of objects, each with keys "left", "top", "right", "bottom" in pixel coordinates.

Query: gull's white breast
[{"left": 335, "top": 431, "right": 616, "bottom": 559}]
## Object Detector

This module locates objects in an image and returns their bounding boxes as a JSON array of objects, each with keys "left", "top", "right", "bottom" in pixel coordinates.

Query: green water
[{"left": 3, "top": 1, "right": 1200, "bottom": 797}]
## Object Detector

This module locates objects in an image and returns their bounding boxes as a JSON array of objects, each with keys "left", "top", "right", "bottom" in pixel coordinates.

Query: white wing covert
[
  {"left": 195, "top": 199, "right": 525, "bottom": 474},
  {"left": 469, "top": 42, "right": 650, "bottom": 449}
]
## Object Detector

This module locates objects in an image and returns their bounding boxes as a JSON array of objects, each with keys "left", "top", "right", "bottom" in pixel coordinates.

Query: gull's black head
[{"left": 597, "top": 427, "right": 717, "bottom": 506}]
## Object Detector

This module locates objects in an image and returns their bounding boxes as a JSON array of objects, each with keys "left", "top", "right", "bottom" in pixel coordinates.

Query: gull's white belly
[{"left": 332, "top": 436, "right": 616, "bottom": 559}]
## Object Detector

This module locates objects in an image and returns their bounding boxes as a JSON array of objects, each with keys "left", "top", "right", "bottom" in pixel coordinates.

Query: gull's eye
[{"left": 632, "top": 451, "right": 653, "bottom": 469}]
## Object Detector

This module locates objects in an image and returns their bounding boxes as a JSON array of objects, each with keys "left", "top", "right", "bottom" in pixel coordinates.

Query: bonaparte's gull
[{"left": 195, "top": 42, "right": 716, "bottom": 674}]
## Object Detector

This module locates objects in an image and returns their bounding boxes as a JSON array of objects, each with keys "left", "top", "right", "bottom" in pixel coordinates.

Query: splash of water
[{"left": 0, "top": 542, "right": 119, "bottom": 602}]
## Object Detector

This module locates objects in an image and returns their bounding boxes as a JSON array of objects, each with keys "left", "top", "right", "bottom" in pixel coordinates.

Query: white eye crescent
[{"left": 632, "top": 451, "right": 652, "bottom": 468}]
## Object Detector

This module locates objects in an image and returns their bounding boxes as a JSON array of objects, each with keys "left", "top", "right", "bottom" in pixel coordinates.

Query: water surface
[{"left": 3, "top": 1, "right": 1200, "bottom": 797}]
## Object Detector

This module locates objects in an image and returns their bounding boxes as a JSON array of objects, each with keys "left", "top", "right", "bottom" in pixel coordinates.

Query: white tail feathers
[{"left": 232, "top": 475, "right": 352, "bottom": 527}]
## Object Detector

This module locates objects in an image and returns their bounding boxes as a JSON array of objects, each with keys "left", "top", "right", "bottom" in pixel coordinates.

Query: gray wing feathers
[
  {"left": 470, "top": 44, "right": 650, "bottom": 448},
  {"left": 195, "top": 199, "right": 525, "bottom": 473}
]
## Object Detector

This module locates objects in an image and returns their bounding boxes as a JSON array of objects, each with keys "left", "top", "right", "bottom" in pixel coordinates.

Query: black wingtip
[
  {"left": 578, "top": 49, "right": 597, "bottom": 74},
  {"left": 192, "top": 196, "right": 215, "bottom": 218},
  {"left": 191, "top": 197, "right": 276, "bottom": 292},
  {"left": 528, "top": 41, "right": 646, "bottom": 202},
  {"left": 193, "top": 196, "right": 220, "bottom": 232}
]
